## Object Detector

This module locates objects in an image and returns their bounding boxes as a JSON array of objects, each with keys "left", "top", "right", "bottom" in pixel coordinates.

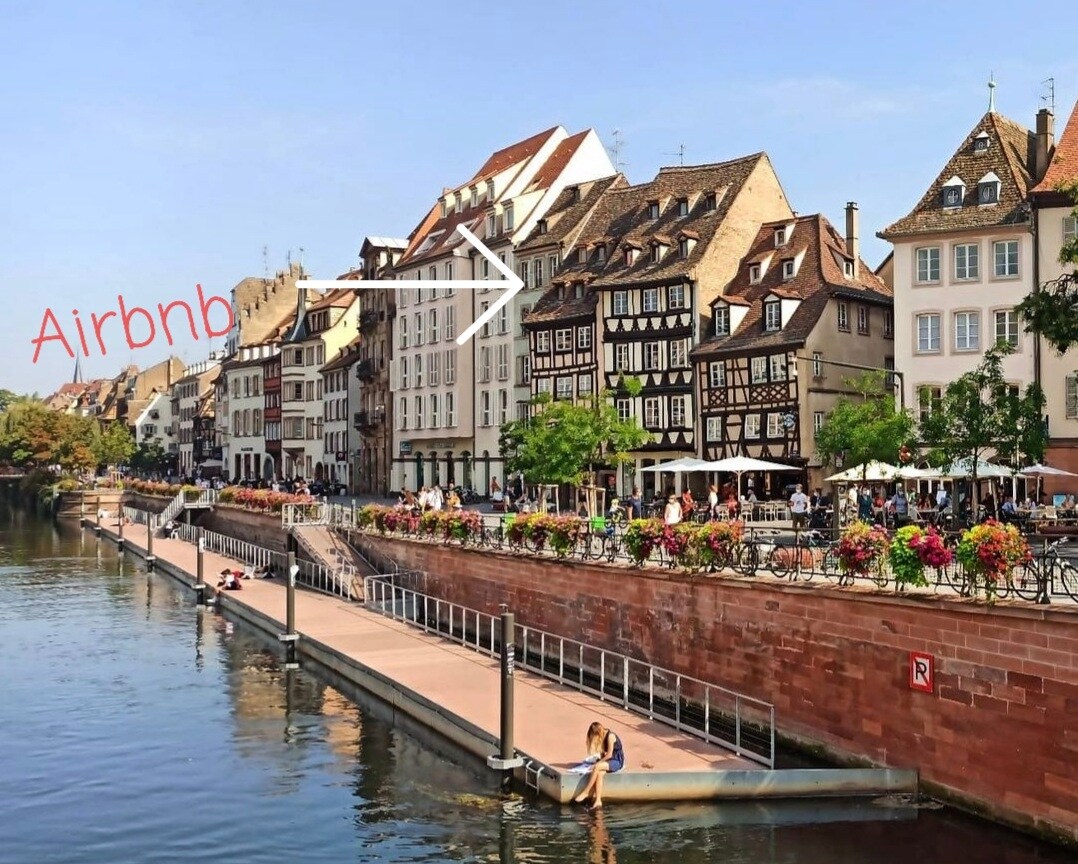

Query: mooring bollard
[
  {"left": 278, "top": 550, "right": 299, "bottom": 669},
  {"left": 194, "top": 528, "right": 206, "bottom": 604},
  {"left": 146, "top": 518, "right": 155, "bottom": 570},
  {"left": 487, "top": 605, "right": 523, "bottom": 779},
  {"left": 117, "top": 513, "right": 124, "bottom": 549}
]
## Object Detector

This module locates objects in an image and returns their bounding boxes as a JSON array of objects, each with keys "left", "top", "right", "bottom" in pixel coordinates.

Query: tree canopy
[
  {"left": 814, "top": 372, "right": 916, "bottom": 479},
  {"left": 1015, "top": 180, "right": 1078, "bottom": 351},
  {"left": 92, "top": 420, "right": 136, "bottom": 468},
  {"left": 0, "top": 403, "right": 98, "bottom": 472},
  {"left": 499, "top": 384, "right": 651, "bottom": 487}
]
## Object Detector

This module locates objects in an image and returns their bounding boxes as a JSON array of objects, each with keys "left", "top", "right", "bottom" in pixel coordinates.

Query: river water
[{"left": 0, "top": 504, "right": 1070, "bottom": 864}]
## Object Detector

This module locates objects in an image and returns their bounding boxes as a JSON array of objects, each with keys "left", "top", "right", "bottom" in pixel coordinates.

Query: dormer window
[
  {"left": 487, "top": 214, "right": 497, "bottom": 235},
  {"left": 774, "top": 227, "right": 787, "bottom": 247},
  {"left": 973, "top": 132, "right": 990, "bottom": 153},
  {"left": 504, "top": 204, "right": 514, "bottom": 231},
  {"left": 676, "top": 197, "right": 689, "bottom": 217},
  {"left": 647, "top": 201, "right": 660, "bottom": 220},
  {"left": 678, "top": 238, "right": 689, "bottom": 258},
  {"left": 844, "top": 260, "right": 854, "bottom": 278},
  {"left": 439, "top": 199, "right": 447, "bottom": 218},
  {"left": 574, "top": 284, "right": 583, "bottom": 299},
  {"left": 470, "top": 187, "right": 478, "bottom": 208},
  {"left": 596, "top": 244, "right": 606, "bottom": 263},
  {"left": 704, "top": 192, "right": 717, "bottom": 212},
  {"left": 977, "top": 172, "right": 1000, "bottom": 205},
  {"left": 782, "top": 259, "right": 795, "bottom": 280},
  {"left": 577, "top": 246, "right": 588, "bottom": 264},
  {"left": 486, "top": 180, "right": 495, "bottom": 200},
  {"left": 538, "top": 219, "right": 548, "bottom": 235},
  {"left": 764, "top": 300, "right": 781, "bottom": 332},
  {"left": 625, "top": 247, "right": 638, "bottom": 266},
  {"left": 568, "top": 185, "right": 581, "bottom": 203},
  {"left": 941, "top": 176, "right": 965, "bottom": 208},
  {"left": 650, "top": 243, "right": 667, "bottom": 263},
  {"left": 714, "top": 303, "right": 730, "bottom": 336},
  {"left": 749, "top": 264, "right": 761, "bottom": 284}
]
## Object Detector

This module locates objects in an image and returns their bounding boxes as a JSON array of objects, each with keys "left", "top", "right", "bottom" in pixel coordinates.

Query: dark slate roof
[
  {"left": 879, "top": 111, "right": 1035, "bottom": 239},
  {"left": 516, "top": 174, "right": 626, "bottom": 252},
  {"left": 694, "top": 213, "right": 892, "bottom": 359}
]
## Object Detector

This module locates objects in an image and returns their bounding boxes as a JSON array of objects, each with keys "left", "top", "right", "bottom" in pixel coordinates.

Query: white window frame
[
  {"left": 480, "top": 391, "right": 491, "bottom": 427},
  {"left": 670, "top": 339, "right": 688, "bottom": 368},
  {"left": 612, "top": 291, "right": 629, "bottom": 315},
  {"left": 714, "top": 304, "right": 729, "bottom": 336},
  {"left": 813, "top": 411, "right": 825, "bottom": 433},
  {"left": 616, "top": 399, "right": 631, "bottom": 422},
  {"left": 671, "top": 395, "right": 686, "bottom": 427},
  {"left": 916, "top": 313, "right": 941, "bottom": 353},
  {"left": 706, "top": 416, "right": 721, "bottom": 441},
  {"left": 767, "top": 413, "right": 783, "bottom": 438},
  {"left": 812, "top": 351, "right": 823, "bottom": 377},
  {"left": 556, "top": 376, "right": 572, "bottom": 400},
  {"left": 496, "top": 344, "right": 509, "bottom": 381},
  {"left": 577, "top": 327, "right": 591, "bottom": 350},
  {"left": 1064, "top": 216, "right": 1078, "bottom": 244},
  {"left": 916, "top": 246, "right": 941, "bottom": 283},
  {"left": 782, "top": 260, "right": 795, "bottom": 280},
  {"left": 954, "top": 311, "right": 980, "bottom": 352},
  {"left": 764, "top": 302, "right": 781, "bottom": 331},
  {"left": 444, "top": 349, "right": 456, "bottom": 384},
  {"left": 615, "top": 344, "right": 630, "bottom": 372},
  {"left": 744, "top": 414, "right": 760, "bottom": 438},
  {"left": 751, "top": 356, "right": 767, "bottom": 383},
  {"left": 429, "top": 351, "right": 440, "bottom": 386},
  {"left": 577, "top": 374, "right": 593, "bottom": 396},
  {"left": 536, "top": 331, "right": 551, "bottom": 353},
  {"left": 954, "top": 243, "right": 979, "bottom": 280},
  {"left": 993, "top": 239, "right": 1019, "bottom": 278},
  {"left": 1066, "top": 376, "right": 1078, "bottom": 419},
  {"left": 554, "top": 328, "right": 572, "bottom": 352},
  {"left": 643, "top": 341, "right": 661, "bottom": 371},
  {"left": 668, "top": 284, "right": 686, "bottom": 309},
  {"left": 642, "top": 288, "right": 659, "bottom": 313},
  {"left": 709, "top": 361, "right": 725, "bottom": 388},
  {"left": 749, "top": 264, "right": 761, "bottom": 284},
  {"left": 413, "top": 312, "right": 424, "bottom": 346},
  {"left": 994, "top": 309, "right": 1019, "bottom": 348},
  {"left": 429, "top": 394, "right": 439, "bottom": 428},
  {"left": 837, "top": 301, "right": 849, "bottom": 331},
  {"left": 428, "top": 308, "right": 439, "bottom": 343},
  {"left": 444, "top": 305, "right": 456, "bottom": 340},
  {"left": 415, "top": 353, "right": 424, "bottom": 387},
  {"left": 643, "top": 397, "right": 660, "bottom": 428},
  {"left": 769, "top": 354, "right": 787, "bottom": 381},
  {"left": 399, "top": 316, "right": 409, "bottom": 349}
]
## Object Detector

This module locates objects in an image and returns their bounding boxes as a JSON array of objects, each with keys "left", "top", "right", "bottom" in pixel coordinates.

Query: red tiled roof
[
  {"left": 1032, "top": 100, "right": 1078, "bottom": 194},
  {"left": 308, "top": 288, "right": 356, "bottom": 311},
  {"left": 527, "top": 130, "right": 589, "bottom": 192},
  {"left": 470, "top": 126, "right": 560, "bottom": 183}
]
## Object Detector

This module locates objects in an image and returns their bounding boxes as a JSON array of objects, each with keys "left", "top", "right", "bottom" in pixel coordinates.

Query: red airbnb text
[{"left": 31, "top": 285, "right": 234, "bottom": 364}]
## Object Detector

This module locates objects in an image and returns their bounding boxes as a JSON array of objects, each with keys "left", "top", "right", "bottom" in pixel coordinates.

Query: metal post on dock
[
  {"left": 487, "top": 605, "right": 523, "bottom": 780},
  {"left": 279, "top": 551, "right": 299, "bottom": 669},
  {"left": 117, "top": 512, "right": 124, "bottom": 549},
  {"left": 194, "top": 528, "right": 206, "bottom": 605},
  {"left": 146, "top": 517, "right": 155, "bottom": 570}
]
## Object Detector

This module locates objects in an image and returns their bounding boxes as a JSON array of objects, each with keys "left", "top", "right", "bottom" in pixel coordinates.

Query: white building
[
  {"left": 390, "top": 125, "right": 615, "bottom": 492},
  {"left": 171, "top": 356, "right": 221, "bottom": 477},
  {"left": 222, "top": 343, "right": 278, "bottom": 482},
  {"left": 879, "top": 104, "right": 1040, "bottom": 424},
  {"left": 320, "top": 337, "right": 361, "bottom": 492},
  {"left": 132, "top": 390, "right": 175, "bottom": 458}
]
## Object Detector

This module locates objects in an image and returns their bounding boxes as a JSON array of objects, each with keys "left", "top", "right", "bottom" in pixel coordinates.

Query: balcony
[
  {"left": 355, "top": 359, "right": 375, "bottom": 381},
  {"left": 353, "top": 409, "right": 385, "bottom": 430},
  {"left": 359, "top": 309, "right": 381, "bottom": 332}
]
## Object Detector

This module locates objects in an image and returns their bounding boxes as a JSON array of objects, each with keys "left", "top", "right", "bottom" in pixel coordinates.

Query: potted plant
[
  {"left": 699, "top": 520, "right": 744, "bottom": 572},
  {"left": 955, "top": 519, "right": 1031, "bottom": 601},
  {"left": 624, "top": 518, "right": 664, "bottom": 567},
  {"left": 547, "top": 515, "right": 582, "bottom": 558},
  {"left": 836, "top": 520, "right": 890, "bottom": 586}
]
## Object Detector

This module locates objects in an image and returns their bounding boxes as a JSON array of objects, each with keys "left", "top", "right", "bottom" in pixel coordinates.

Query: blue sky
[{"left": 3, "top": 0, "right": 1076, "bottom": 395}]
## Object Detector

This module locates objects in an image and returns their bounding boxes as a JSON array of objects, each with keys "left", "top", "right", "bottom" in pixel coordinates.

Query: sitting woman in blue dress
[{"left": 572, "top": 721, "right": 624, "bottom": 810}]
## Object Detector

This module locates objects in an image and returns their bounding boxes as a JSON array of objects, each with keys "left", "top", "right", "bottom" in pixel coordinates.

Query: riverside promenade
[{"left": 85, "top": 513, "right": 916, "bottom": 804}]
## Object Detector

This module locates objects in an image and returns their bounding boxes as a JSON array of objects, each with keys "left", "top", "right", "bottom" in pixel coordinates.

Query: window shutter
[{"left": 1067, "top": 377, "right": 1078, "bottom": 419}]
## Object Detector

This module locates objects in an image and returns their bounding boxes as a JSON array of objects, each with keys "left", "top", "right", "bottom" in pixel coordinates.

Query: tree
[
  {"left": 92, "top": 421, "right": 136, "bottom": 469},
  {"left": 0, "top": 403, "right": 96, "bottom": 472},
  {"left": 918, "top": 343, "right": 1045, "bottom": 504},
  {"left": 499, "top": 383, "right": 652, "bottom": 488},
  {"left": 131, "top": 440, "right": 169, "bottom": 474},
  {"left": 1015, "top": 180, "right": 1078, "bottom": 351},
  {"left": 814, "top": 372, "right": 916, "bottom": 481}
]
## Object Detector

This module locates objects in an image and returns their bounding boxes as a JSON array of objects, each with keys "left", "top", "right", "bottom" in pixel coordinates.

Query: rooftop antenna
[
  {"left": 1042, "top": 76, "right": 1056, "bottom": 113},
  {"left": 262, "top": 245, "right": 269, "bottom": 279},
  {"left": 298, "top": 246, "right": 305, "bottom": 275},
  {"left": 609, "top": 129, "right": 628, "bottom": 172},
  {"left": 664, "top": 143, "right": 687, "bottom": 166},
  {"left": 987, "top": 72, "right": 997, "bottom": 113}
]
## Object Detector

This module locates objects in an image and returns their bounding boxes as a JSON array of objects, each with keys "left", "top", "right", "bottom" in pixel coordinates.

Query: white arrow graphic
[{"left": 296, "top": 224, "right": 524, "bottom": 346}]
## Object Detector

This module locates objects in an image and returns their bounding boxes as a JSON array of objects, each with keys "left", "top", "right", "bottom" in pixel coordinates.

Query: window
[
  {"left": 577, "top": 247, "right": 587, "bottom": 264},
  {"left": 745, "top": 415, "right": 760, "bottom": 438},
  {"left": 994, "top": 309, "right": 1019, "bottom": 347},
  {"left": 774, "top": 227, "right": 786, "bottom": 246},
  {"left": 504, "top": 204, "right": 514, "bottom": 231},
  {"left": 676, "top": 197, "right": 689, "bottom": 217},
  {"left": 496, "top": 344, "right": 509, "bottom": 380},
  {"left": 973, "top": 134, "right": 989, "bottom": 154},
  {"left": 751, "top": 356, "right": 767, "bottom": 383},
  {"left": 704, "top": 192, "right": 717, "bottom": 211},
  {"left": 534, "top": 258, "right": 544, "bottom": 286},
  {"left": 994, "top": 240, "right": 1019, "bottom": 277},
  {"left": 616, "top": 399, "right": 631, "bottom": 422},
  {"left": 429, "top": 351, "right": 440, "bottom": 386},
  {"left": 548, "top": 253, "right": 558, "bottom": 278},
  {"left": 857, "top": 305, "right": 869, "bottom": 335},
  {"left": 769, "top": 354, "right": 786, "bottom": 381},
  {"left": 482, "top": 258, "right": 491, "bottom": 279},
  {"left": 398, "top": 396, "right": 408, "bottom": 430},
  {"left": 709, "top": 361, "right": 725, "bottom": 388},
  {"left": 943, "top": 185, "right": 963, "bottom": 208},
  {"left": 978, "top": 177, "right": 999, "bottom": 204},
  {"left": 650, "top": 244, "right": 666, "bottom": 264},
  {"left": 668, "top": 284, "right": 685, "bottom": 309},
  {"left": 479, "top": 346, "right": 492, "bottom": 382},
  {"left": 1067, "top": 377, "right": 1078, "bottom": 419},
  {"left": 671, "top": 396, "right": 686, "bottom": 427},
  {"left": 429, "top": 394, "right": 439, "bottom": 428},
  {"left": 642, "top": 288, "right": 659, "bottom": 313},
  {"left": 536, "top": 331, "right": 550, "bottom": 353},
  {"left": 749, "top": 264, "right": 761, "bottom": 284},
  {"left": 678, "top": 238, "right": 689, "bottom": 258},
  {"left": 497, "top": 304, "right": 508, "bottom": 334},
  {"left": 555, "top": 328, "right": 572, "bottom": 352},
  {"left": 613, "top": 291, "right": 629, "bottom": 315},
  {"left": 767, "top": 413, "right": 783, "bottom": 438},
  {"left": 625, "top": 247, "right": 638, "bottom": 266},
  {"left": 837, "top": 301, "right": 849, "bottom": 332},
  {"left": 487, "top": 214, "right": 496, "bottom": 236},
  {"left": 764, "top": 301, "right": 781, "bottom": 331},
  {"left": 782, "top": 259, "right": 795, "bottom": 280},
  {"left": 536, "top": 377, "right": 551, "bottom": 396},
  {"left": 445, "top": 305, "right": 456, "bottom": 340},
  {"left": 916, "top": 313, "right": 941, "bottom": 352},
  {"left": 399, "top": 317, "right": 409, "bottom": 348},
  {"left": 596, "top": 244, "right": 607, "bottom": 264},
  {"left": 812, "top": 351, "right": 823, "bottom": 377},
  {"left": 577, "top": 327, "right": 591, "bottom": 350},
  {"left": 706, "top": 416, "right": 721, "bottom": 440},
  {"left": 498, "top": 389, "right": 508, "bottom": 424},
  {"left": 643, "top": 341, "right": 660, "bottom": 370},
  {"left": 556, "top": 377, "right": 572, "bottom": 400},
  {"left": 578, "top": 374, "right": 593, "bottom": 396},
  {"left": 615, "top": 344, "right": 630, "bottom": 372},
  {"left": 518, "top": 261, "right": 530, "bottom": 288},
  {"left": 916, "top": 246, "right": 941, "bottom": 283},
  {"left": 480, "top": 391, "right": 491, "bottom": 426},
  {"left": 414, "top": 312, "right": 424, "bottom": 346},
  {"left": 643, "top": 397, "right": 660, "bottom": 428},
  {"left": 428, "top": 309, "right": 439, "bottom": 343},
  {"left": 446, "top": 392, "right": 456, "bottom": 426},
  {"left": 415, "top": 353, "right": 424, "bottom": 387},
  {"left": 670, "top": 339, "right": 688, "bottom": 368},
  {"left": 1064, "top": 216, "right": 1077, "bottom": 244},
  {"left": 480, "top": 302, "right": 491, "bottom": 336},
  {"left": 918, "top": 386, "right": 942, "bottom": 423},
  {"left": 520, "top": 355, "right": 531, "bottom": 385},
  {"left": 398, "top": 356, "right": 410, "bottom": 388},
  {"left": 813, "top": 411, "right": 825, "bottom": 433},
  {"left": 291, "top": 382, "right": 303, "bottom": 401},
  {"left": 954, "top": 243, "right": 979, "bottom": 280},
  {"left": 844, "top": 260, "right": 854, "bottom": 278},
  {"left": 714, "top": 304, "right": 729, "bottom": 336},
  {"left": 647, "top": 201, "right": 659, "bottom": 220},
  {"left": 884, "top": 310, "right": 894, "bottom": 338},
  {"left": 444, "top": 349, "right": 456, "bottom": 384}
]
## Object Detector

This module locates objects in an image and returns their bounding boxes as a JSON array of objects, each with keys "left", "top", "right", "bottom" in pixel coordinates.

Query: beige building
[
  {"left": 320, "top": 336, "right": 361, "bottom": 492},
  {"left": 1030, "top": 100, "right": 1078, "bottom": 492},
  {"left": 879, "top": 106, "right": 1040, "bottom": 427},
  {"left": 171, "top": 357, "right": 221, "bottom": 477}
]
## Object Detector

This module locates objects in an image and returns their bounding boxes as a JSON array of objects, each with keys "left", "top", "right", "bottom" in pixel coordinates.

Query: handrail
[
  {"left": 282, "top": 502, "right": 329, "bottom": 526},
  {"left": 362, "top": 573, "right": 775, "bottom": 767}
]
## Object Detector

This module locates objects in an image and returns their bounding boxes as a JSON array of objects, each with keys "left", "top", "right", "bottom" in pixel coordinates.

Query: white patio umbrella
[
  {"left": 701, "top": 455, "right": 801, "bottom": 499},
  {"left": 931, "top": 458, "right": 1014, "bottom": 479},
  {"left": 1020, "top": 463, "right": 1078, "bottom": 477},
  {"left": 639, "top": 457, "right": 714, "bottom": 473},
  {"left": 825, "top": 461, "right": 902, "bottom": 483}
]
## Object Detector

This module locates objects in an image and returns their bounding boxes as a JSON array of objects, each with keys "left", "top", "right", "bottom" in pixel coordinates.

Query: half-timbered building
[{"left": 694, "top": 206, "right": 894, "bottom": 491}]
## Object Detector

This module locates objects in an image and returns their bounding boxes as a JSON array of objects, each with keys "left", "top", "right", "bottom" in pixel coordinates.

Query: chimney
[
  {"left": 845, "top": 202, "right": 860, "bottom": 280},
  {"left": 1035, "top": 108, "right": 1055, "bottom": 182}
]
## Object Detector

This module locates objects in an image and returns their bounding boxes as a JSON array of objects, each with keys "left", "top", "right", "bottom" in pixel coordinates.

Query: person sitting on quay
[
  {"left": 253, "top": 563, "right": 275, "bottom": 579},
  {"left": 161, "top": 520, "right": 178, "bottom": 540},
  {"left": 216, "top": 569, "right": 243, "bottom": 591},
  {"left": 572, "top": 721, "right": 625, "bottom": 811}
]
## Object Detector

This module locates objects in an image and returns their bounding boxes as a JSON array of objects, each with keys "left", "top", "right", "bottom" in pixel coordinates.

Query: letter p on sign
[{"left": 909, "top": 651, "right": 933, "bottom": 693}]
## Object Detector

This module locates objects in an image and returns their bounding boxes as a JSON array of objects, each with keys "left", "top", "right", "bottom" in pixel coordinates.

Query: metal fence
[
  {"left": 282, "top": 502, "right": 330, "bottom": 526},
  {"left": 362, "top": 573, "right": 776, "bottom": 768}
]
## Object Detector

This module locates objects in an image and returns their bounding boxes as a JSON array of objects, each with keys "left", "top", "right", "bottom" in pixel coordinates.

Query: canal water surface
[{"left": 0, "top": 505, "right": 1070, "bottom": 863}]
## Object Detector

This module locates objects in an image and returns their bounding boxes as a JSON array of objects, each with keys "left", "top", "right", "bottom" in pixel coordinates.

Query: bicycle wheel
[
  {"left": 1009, "top": 560, "right": 1041, "bottom": 602},
  {"left": 602, "top": 533, "right": 621, "bottom": 563},
  {"left": 766, "top": 545, "right": 791, "bottom": 580},
  {"left": 733, "top": 543, "right": 758, "bottom": 576},
  {"left": 1056, "top": 560, "right": 1078, "bottom": 602}
]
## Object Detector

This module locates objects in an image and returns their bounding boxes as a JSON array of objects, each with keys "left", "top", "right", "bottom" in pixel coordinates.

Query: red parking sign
[{"left": 909, "top": 651, "right": 933, "bottom": 692}]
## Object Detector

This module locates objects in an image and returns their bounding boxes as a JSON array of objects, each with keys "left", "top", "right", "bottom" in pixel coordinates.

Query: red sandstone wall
[{"left": 370, "top": 536, "right": 1078, "bottom": 844}]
